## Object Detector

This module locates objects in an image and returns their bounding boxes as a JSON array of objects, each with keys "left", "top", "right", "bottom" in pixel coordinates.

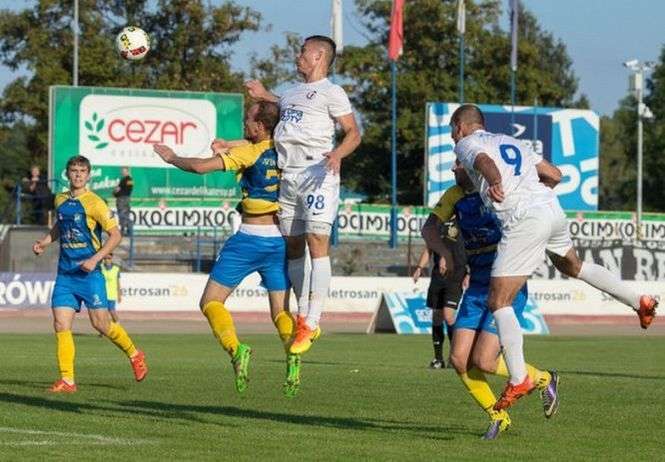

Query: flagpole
[
  {"left": 457, "top": 0, "right": 465, "bottom": 104},
  {"left": 510, "top": 68, "right": 516, "bottom": 126},
  {"left": 459, "top": 35, "right": 464, "bottom": 103},
  {"left": 509, "top": 0, "right": 518, "bottom": 126},
  {"left": 389, "top": 60, "right": 398, "bottom": 248}
]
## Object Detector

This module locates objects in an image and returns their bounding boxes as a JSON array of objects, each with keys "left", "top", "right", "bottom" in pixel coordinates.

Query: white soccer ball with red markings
[{"left": 116, "top": 26, "right": 150, "bottom": 61}]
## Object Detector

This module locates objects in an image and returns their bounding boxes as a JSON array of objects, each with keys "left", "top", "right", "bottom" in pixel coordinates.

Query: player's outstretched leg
[
  {"left": 89, "top": 307, "right": 148, "bottom": 382},
  {"left": 550, "top": 252, "right": 658, "bottom": 329},
  {"left": 103, "top": 320, "right": 148, "bottom": 382}
]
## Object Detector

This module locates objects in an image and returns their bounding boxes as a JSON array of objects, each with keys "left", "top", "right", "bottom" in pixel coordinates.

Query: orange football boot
[
  {"left": 130, "top": 350, "right": 148, "bottom": 382},
  {"left": 637, "top": 295, "right": 658, "bottom": 329},
  {"left": 49, "top": 379, "right": 77, "bottom": 393},
  {"left": 290, "top": 323, "right": 314, "bottom": 355},
  {"left": 493, "top": 375, "right": 536, "bottom": 411}
]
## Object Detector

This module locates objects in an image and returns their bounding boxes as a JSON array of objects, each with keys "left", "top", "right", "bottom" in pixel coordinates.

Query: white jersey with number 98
[{"left": 454, "top": 130, "right": 555, "bottom": 221}]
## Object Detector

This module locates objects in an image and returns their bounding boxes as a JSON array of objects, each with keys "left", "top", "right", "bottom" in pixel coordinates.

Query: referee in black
[{"left": 413, "top": 218, "right": 467, "bottom": 368}]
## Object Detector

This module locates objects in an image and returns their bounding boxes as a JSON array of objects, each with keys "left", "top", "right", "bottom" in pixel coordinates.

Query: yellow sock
[
  {"left": 55, "top": 331, "right": 75, "bottom": 383},
  {"left": 107, "top": 322, "right": 138, "bottom": 358},
  {"left": 459, "top": 367, "right": 505, "bottom": 419},
  {"left": 495, "top": 356, "right": 551, "bottom": 390},
  {"left": 273, "top": 311, "right": 296, "bottom": 351},
  {"left": 202, "top": 301, "right": 239, "bottom": 356}
]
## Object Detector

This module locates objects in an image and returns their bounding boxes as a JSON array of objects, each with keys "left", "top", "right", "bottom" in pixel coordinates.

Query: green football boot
[
  {"left": 231, "top": 343, "right": 252, "bottom": 394},
  {"left": 284, "top": 353, "right": 301, "bottom": 398}
]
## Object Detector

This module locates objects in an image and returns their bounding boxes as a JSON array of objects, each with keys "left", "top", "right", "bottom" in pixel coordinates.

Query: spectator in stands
[
  {"left": 23, "top": 165, "right": 53, "bottom": 225},
  {"left": 113, "top": 167, "right": 133, "bottom": 235}
]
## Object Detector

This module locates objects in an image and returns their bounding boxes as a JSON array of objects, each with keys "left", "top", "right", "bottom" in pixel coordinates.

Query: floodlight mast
[{"left": 623, "top": 59, "right": 656, "bottom": 240}]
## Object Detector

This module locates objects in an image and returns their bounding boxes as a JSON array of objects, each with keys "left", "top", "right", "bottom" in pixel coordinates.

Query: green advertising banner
[{"left": 48, "top": 86, "right": 244, "bottom": 201}]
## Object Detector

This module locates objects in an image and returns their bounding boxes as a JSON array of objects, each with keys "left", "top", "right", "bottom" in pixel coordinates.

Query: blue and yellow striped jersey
[
  {"left": 220, "top": 139, "right": 280, "bottom": 215},
  {"left": 431, "top": 185, "right": 503, "bottom": 285},
  {"left": 54, "top": 190, "right": 119, "bottom": 274}
]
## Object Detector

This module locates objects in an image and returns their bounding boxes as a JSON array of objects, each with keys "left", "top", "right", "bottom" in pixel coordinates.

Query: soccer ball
[{"left": 116, "top": 26, "right": 150, "bottom": 61}]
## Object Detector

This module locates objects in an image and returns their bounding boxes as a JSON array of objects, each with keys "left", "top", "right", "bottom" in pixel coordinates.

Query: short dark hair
[
  {"left": 305, "top": 35, "right": 337, "bottom": 68},
  {"left": 450, "top": 104, "right": 485, "bottom": 128},
  {"left": 66, "top": 155, "right": 91, "bottom": 172},
  {"left": 254, "top": 101, "right": 280, "bottom": 134}
]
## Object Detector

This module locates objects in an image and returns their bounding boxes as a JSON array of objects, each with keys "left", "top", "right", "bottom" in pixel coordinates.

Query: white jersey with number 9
[{"left": 454, "top": 129, "right": 555, "bottom": 221}]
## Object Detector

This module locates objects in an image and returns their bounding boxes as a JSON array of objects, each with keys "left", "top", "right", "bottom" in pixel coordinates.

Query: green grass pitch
[{"left": 0, "top": 333, "right": 663, "bottom": 460}]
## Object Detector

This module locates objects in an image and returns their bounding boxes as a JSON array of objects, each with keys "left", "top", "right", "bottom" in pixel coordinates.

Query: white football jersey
[
  {"left": 454, "top": 129, "right": 555, "bottom": 219},
  {"left": 274, "top": 78, "right": 352, "bottom": 174}
]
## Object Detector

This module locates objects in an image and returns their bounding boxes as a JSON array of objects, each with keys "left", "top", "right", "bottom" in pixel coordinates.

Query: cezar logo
[
  {"left": 85, "top": 112, "right": 108, "bottom": 150},
  {"left": 79, "top": 95, "right": 217, "bottom": 168}
]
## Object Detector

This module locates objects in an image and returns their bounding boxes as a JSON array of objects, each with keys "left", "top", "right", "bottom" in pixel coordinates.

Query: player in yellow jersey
[
  {"left": 154, "top": 101, "right": 303, "bottom": 397},
  {"left": 33, "top": 155, "right": 147, "bottom": 393},
  {"left": 101, "top": 253, "right": 121, "bottom": 322}
]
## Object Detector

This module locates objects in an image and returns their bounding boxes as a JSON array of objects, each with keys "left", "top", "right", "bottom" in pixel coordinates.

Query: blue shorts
[
  {"left": 52, "top": 270, "right": 109, "bottom": 311},
  {"left": 209, "top": 230, "right": 289, "bottom": 292},
  {"left": 454, "top": 283, "right": 528, "bottom": 335},
  {"left": 108, "top": 300, "right": 116, "bottom": 310}
]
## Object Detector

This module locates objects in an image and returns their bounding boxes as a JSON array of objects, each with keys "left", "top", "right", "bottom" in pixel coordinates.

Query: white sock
[
  {"left": 288, "top": 256, "right": 311, "bottom": 318},
  {"left": 578, "top": 262, "right": 641, "bottom": 309},
  {"left": 306, "top": 256, "right": 331, "bottom": 330},
  {"left": 493, "top": 306, "right": 527, "bottom": 385}
]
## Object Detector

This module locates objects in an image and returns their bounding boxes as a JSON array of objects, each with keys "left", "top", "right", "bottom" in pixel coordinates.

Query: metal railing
[
  {"left": 124, "top": 225, "right": 229, "bottom": 271},
  {"left": 1, "top": 178, "right": 68, "bottom": 226}
]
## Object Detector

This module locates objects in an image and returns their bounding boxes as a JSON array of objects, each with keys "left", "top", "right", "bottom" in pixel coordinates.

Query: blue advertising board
[
  {"left": 379, "top": 290, "right": 549, "bottom": 335},
  {"left": 426, "top": 103, "right": 599, "bottom": 211}
]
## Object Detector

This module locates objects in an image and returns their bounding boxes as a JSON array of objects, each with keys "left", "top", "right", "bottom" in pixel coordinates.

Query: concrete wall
[{"left": 0, "top": 226, "right": 58, "bottom": 273}]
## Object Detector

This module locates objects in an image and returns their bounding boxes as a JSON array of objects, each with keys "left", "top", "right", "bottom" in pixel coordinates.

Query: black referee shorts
[{"left": 426, "top": 276, "right": 464, "bottom": 311}]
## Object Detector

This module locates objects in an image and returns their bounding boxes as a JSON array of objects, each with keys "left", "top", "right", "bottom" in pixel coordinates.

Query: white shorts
[
  {"left": 278, "top": 171, "right": 340, "bottom": 236},
  {"left": 492, "top": 200, "right": 573, "bottom": 277}
]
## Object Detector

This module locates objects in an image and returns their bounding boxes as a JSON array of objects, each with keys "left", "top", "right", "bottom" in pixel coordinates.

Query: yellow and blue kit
[
  {"left": 51, "top": 190, "right": 118, "bottom": 311},
  {"left": 101, "top": 263, "right": 120, "bottom": 310},
  {"left": 210, "top": 140, "right": 288, "bottom": 291},
  {"left": 431, "top": 185, "right": 527, "bottom": 334}
]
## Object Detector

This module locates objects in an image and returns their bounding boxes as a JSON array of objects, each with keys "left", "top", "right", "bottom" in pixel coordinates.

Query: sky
[{"left": 0, "top": 0, "right": 663, "bottom": 116}]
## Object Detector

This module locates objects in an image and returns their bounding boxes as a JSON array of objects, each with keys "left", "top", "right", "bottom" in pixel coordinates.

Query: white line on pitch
[{"left": 0, "top": 427, "right": 150, "bottom": 445}]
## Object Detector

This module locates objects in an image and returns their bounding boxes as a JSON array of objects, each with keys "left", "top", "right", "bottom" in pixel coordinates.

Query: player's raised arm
[
  {"left": 211, "top": 138, "right": 250, "bottom": 155},
  {"left": 153, "top": 144, "right": 226, "bottom": 174},
  {"left": 245, "top": 80, "right": 279, "bottom": 103},
  {"left": 473, "top": 153, "right": 504, "bottom": 202},
  {"left": 324, "top": 113, "right": 361, "bottom": 175},
  {"left": 536, "top": 159, "right": 562, "bottom": 189}
]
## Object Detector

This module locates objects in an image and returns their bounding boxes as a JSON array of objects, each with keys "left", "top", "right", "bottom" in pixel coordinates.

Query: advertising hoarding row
[{"left": 2, "top": 273, "right": 661, "bottom": 320}]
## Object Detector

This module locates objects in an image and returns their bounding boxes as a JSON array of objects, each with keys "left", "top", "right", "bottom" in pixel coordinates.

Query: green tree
[
  {"left": 642, "top": 45, "right": 665, "bottom": 212},
  {"left": 0, "top": 123, "right": 33, "bottom": 221},
  {"left": 335, "top": 0, "right": 586, "bottom": 203},
  {"left": 0, "top": 0, "right": 263, "bottom": 220},
  {"left": 254, "top": 1, "right": 586, "bottom": 203}
]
